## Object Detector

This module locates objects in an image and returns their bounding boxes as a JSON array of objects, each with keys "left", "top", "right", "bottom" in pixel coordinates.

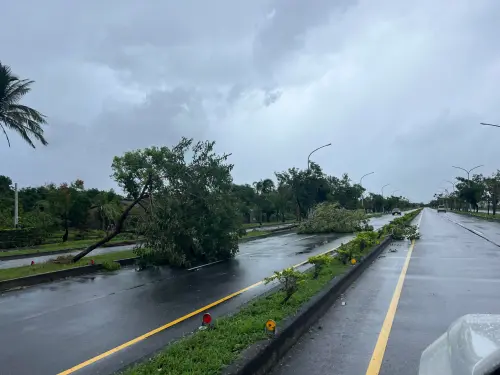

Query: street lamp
[
  {"left": 359, "top": 172, "right": 374, "bottom": 211},
  {"left": 480, "top": 122, "right": 500, "bottom": 128},
  {"left": 452, "top": 165, "right": 484, "bottom": 181},
  {"left": 381, "top": 183, "right": 390, "bottom": 213},
  {"left": 445, "top": 180, "right": 456, "bottom": 210},
  {"left": 307, "top": 143, "right": 332, "bottom": 171},
  {"left": 392, "top": 189, "right": 400, "bottom": 196}
]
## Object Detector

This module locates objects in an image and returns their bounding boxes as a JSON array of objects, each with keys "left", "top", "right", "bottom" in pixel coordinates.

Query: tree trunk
[{"left": 72, "top": 184, "right": 150, "bottom": 262}]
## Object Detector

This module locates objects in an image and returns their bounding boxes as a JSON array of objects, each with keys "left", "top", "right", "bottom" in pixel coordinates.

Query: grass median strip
[
  {"left": 0, "top": 237, "right": 137, "bottom": 258},
  {"left": 121, "top": 259, "right": 349, "bottom": 375},
  {"left": 0, "top": 250, "right": 135, "bottom": 282}
]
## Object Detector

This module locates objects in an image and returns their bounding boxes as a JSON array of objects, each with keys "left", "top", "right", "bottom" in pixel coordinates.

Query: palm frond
[{"left": 0, "top": 61, "right": 48, "bottom": 148}]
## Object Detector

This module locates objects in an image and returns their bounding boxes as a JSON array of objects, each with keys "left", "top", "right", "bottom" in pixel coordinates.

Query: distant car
[
  {"left": 437, "top": 205, "right": 446, "bottom": 213},
  {"left": 392, "top": 208, "right": 402, "bottom": 216}
]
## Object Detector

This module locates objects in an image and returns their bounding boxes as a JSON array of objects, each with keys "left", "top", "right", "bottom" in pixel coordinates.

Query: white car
[{"left": 437, "top": 205, "right": 446, "bottom": 213}]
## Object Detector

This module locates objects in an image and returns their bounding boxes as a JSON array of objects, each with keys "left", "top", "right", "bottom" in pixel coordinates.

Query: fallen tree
[
  {"left": 297, "top": 202, "right": 370, "bottom": 234},
  {"left": 134, "top": 138, "right": 241, "bottom": 268}
]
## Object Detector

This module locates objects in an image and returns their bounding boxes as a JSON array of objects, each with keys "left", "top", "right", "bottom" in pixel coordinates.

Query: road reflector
[
  {"left": 202, "top": 313, "right": 212, "bottom": 326},
  {"left": 265, "top": 319, "right": 277, "bottom": 336}
]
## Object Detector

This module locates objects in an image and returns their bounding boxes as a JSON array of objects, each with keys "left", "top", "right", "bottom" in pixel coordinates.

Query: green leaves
[
  {"left": 0, "top": 62, "right": 47, "bottom": 148},
  {"left": 135, "top": 138, "right": 240, "bottom": 268},
  {"left": 264, "top": 267, "right": 306, "bottom": 303},
  {"left": 297, "top": 202, "right": 369, "bottom": 234}
]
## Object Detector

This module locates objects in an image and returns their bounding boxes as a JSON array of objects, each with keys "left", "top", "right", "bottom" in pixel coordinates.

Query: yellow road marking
[
  {"left": 57, "top": 280, "right": 263, "bottom": 375},
  {"left": 57, "top": 241, "right": 344, "bottom": 375},
  {"left": 365, "top": 239, "right": 417, "bottom": 375}
]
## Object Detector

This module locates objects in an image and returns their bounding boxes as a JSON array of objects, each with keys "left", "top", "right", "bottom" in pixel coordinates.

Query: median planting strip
[
  {"left": 117, "top": 209, "right": 421, "bottom": 375},
  {"left": 0, "top": 249, "right": 135, "bottom": 280}
]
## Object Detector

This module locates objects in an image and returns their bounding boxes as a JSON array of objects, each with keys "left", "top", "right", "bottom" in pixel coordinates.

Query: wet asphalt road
[
  {"left": 0, "top": 215, "right": 394, "bottom": 375},
  {"left": 271, "top": 208, "right": 500, "bottom": 375},
  {"left": 441, "top": 211, "right": 500, "bottom": 246}
]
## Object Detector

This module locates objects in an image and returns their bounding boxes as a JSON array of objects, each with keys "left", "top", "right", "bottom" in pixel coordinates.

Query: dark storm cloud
[{"left": 2, "top": 0, "right": 500, "bottom": 202}]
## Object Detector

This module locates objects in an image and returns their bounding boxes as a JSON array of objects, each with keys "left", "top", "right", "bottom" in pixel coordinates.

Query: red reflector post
[{"left": 202, "top": 313, "right": 212, "bottom": 326}]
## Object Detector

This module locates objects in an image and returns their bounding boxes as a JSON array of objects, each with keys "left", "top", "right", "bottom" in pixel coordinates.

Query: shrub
[
  {"left": 308, "top": 254, "right": 333, "bottom": 278},
  {"left": 404, "top": 225, "right": 421, "bottom": 240},
  {"left": 297, "top": 203, "right": 369, "bottom": 234},
  {"left": 0, "top": 228, "right": 46, "bottom": 249},
  {"left": 335, "top": 231, "right": 380, "bottom": 264},
  {"left": 264, "top": 267, "right": 306, "bottom": 303},
  {"left": 102, "top": 261, "right": 121, "bottom": 271}
]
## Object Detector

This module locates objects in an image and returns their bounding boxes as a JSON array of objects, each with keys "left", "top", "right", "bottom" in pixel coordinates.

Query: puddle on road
[{"left": 294, "top": 235, "right": 339, "bottom": 255}]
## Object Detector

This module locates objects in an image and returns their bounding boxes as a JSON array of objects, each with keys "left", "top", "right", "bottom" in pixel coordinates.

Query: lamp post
[
  {"left": 360, "top": 172, "right": 374, "bottom": 211},
  {"left": 307, "top": 143, "right": 332, "bottom": 171},
  {"left": 452, "top": 165, "right": 483, "bottom": 211},
  {"left": 452, "top": 165, "right": 484, "bottom": 181},
  {"left": 381, "top": 183, "right": 390, "bottom": 213},
  {"left": 480, "top": 122, "right": 500, "bottom": 128}
]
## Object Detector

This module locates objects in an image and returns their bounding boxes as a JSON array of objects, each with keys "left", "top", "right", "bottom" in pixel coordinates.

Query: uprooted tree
[
  {"left": 71, "top": 146, "right": 166, "bottom": 262},
  {"left": 297, "top": 202, "right": 370, "bottom": 234},
  {"left": 133, "top": 138, "right": 242, "bottom": 268}
]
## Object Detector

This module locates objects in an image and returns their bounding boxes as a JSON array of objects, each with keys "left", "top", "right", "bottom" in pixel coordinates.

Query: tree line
[
  {"left": 430, "top": 171, "right": 500, "bottom": 214},
  {"left": 1, "top": 61, "right": 421, "bottom": 267}
]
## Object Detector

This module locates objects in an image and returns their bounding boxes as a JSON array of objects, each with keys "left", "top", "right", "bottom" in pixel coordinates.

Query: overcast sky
[{"left": 2, "top": 0, "right": 500, "bottom": 202}]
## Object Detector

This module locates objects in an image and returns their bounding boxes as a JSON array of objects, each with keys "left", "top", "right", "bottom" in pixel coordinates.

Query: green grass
[
  {"left": 242, "top": 230, "right": 271, "bottom": 238},
  {"left": 242, "top": 220, "right": 295, "bottom": 229},
  {"left": 0, "top": 236, "right": 138, "bottom": 258},
  {"left": 121, "top": 259, "right": 349, "bottom": 375},
  {"left": 0, "top": 250, "right": 135, "bottom": 282}
]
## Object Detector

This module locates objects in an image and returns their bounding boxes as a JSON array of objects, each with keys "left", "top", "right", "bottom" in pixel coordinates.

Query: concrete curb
[
  {"left": 0, "top": 257, "right": 139, "bottom": 292},
  {"left": 239, "top": 226, "right": 297, "bottom": 243},
  {"left": 0, "top": 264, "right": 104, "bottom": 291},
  {"left": 0, "top": 240, "right": 139, "bottom": 261},
  {"left": 222, "top": 236, "right": 392, "bottom": 375},
  {"left": 442, "top": 215, "right": 500, "bottom": 248}
]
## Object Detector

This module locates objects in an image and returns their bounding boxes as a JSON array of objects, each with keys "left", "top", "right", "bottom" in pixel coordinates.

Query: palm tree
[{"left": 0, "top": 62, "right": 48, "bottom": 148}]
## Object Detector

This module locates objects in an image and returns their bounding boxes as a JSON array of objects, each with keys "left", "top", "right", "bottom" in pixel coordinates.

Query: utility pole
[{"left": 14, "top": 183, "right": 18, "bottom": 228}]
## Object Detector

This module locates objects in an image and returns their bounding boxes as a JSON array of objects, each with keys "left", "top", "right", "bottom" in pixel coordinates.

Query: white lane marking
[
  {"left": 288, "top": 235, "right": 317, "bottom": 243},
  {"left": 187, "top": 259, "right": 225, "bottom": 271},
  {"left": 473, "top": 229, "right": 485, "bottom": 236},
  {"left": 417, "top": 209, "right": 424, "bottom": 228}
]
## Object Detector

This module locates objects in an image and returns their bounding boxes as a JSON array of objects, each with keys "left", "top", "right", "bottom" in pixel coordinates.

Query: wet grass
[
  {"left": 243, "top": 220, "right": 295, "bottom": 229},
  {"left": 121, "top": 259, "right": 349, "bottom": 375},
  {"left": 0, "top": 237, "right": 138, "bottom": 258},
  {"left": 0, "top": 250, "right": 135, "bottom": 282},
  {"left": 242, "top": 230, "right": 272, "bottom": 238}
]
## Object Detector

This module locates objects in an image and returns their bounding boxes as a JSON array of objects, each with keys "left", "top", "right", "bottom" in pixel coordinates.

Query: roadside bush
[
  {"left": 0, "top": 228, "right": 46, "bottom": 249},
  {"left": 264, "top": 267, "right": 305, "bottom": 303},
  {"left": 101, "top": 261, "right": 121, "bottom": 271},
  {"left": 308, "top": 254, "right": 333, "bottom": 278},
  {"left": 297, "top": 203, "right": 369, "bottom": 234},
  {"left": 378, "top": 208, "right": 422, "bottom": 240},
  {"left": 336, "top": 231, "right": 380, "bottom": 264},
  {"left": 404, "top": 225, "right": 420, "bottom": 240}
]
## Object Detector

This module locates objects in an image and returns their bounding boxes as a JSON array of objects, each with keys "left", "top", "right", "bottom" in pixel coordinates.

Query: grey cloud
[{"left": 2, "top": 0, "right": 500, "bottom": 203}]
